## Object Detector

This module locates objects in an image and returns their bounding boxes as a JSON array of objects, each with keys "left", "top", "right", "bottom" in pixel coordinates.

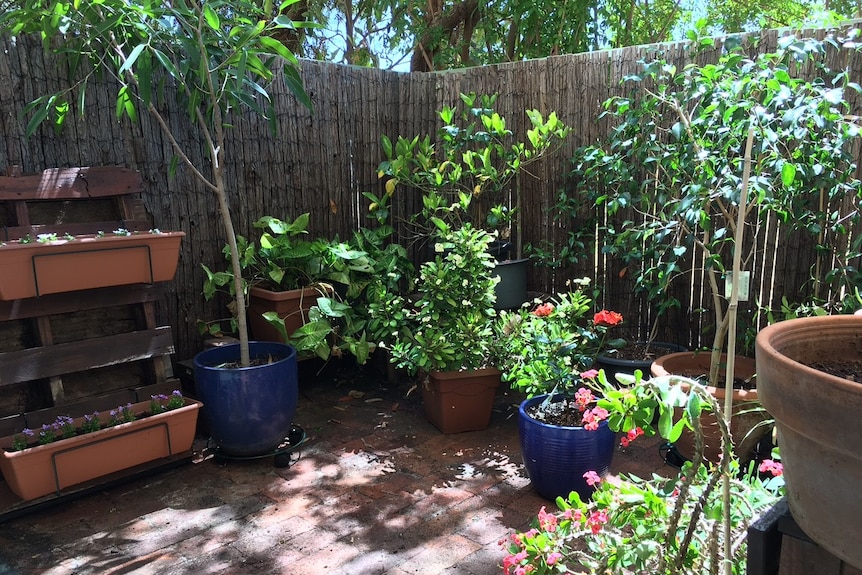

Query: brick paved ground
[{"left": 0, "top": 360, "right": 669, "bottom": 575}]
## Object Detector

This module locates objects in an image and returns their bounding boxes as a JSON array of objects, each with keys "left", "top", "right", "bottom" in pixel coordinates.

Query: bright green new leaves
[
  {"left": 375, "top": 92, "right": 570, "bottom": 236},
  {"left": 3, "top": 0, "right": 312, "bottom": 138}
]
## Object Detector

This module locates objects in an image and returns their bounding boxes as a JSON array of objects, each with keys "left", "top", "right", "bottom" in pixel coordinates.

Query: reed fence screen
[{"left": 1, "top": 27, "right": 860, "bottom": 360}]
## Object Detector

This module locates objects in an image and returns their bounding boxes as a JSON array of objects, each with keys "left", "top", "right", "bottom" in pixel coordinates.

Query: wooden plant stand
[{"left": 0, "top": 166, "right": 190, "bottom": 521}]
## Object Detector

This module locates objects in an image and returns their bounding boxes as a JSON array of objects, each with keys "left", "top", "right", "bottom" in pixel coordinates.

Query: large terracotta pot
[
  {"left": 0, "top": 397, "right": 201, "bottom": 501},
  {"left": 755, "top": 315, "right": 862, "bottom": 570},
  {"left": 651, "top": 351, "right": 767, "bottom": 462},
  {"left": 421, "top": 368, "right": 501, "bottom": 433},
  {"left": 0, "top": 231, "right": 184, "bottom": 300}
]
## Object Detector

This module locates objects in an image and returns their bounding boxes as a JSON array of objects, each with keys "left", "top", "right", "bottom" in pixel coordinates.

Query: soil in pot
[
  {"left": 608, "top": 341, "right": 684, "bottom": 361},
  {"left": 523, "top": 397, "right": 584, "bottom": 427},
  {"left": 805, "top": 359, "right": 862, "bottom": 381}
]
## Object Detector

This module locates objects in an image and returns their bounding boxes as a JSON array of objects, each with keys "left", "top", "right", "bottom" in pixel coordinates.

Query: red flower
[
  {"left": 594, "top": 309, "right": 623, "bottom": 327},
  {"left": 588, "top": 510, "right": 608, "bottom": 534},
  {"left": 620, "top": 427, "right": 644, "bottom": 448},
  {"left": 532, "top": 302, "right": 555, "bottom": 317}
]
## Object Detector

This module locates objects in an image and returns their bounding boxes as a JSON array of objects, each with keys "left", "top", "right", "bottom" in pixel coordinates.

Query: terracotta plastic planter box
[
  {"left": 0, "top": 231, "right": 185, "bottom": 300},
  {"left": 0, "top": 397, "right": 201, "bottom": 501}
]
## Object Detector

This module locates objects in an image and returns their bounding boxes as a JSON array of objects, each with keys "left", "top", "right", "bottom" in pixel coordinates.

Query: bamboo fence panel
[{"left": 0, "top": 26, "right": 860, "bottom": 359}]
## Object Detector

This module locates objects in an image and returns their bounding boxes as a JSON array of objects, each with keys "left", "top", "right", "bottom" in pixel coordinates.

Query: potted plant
[
  {"left": 0, "top": 390, "right": 201, "bottom": 501},
  {"left": 379, "top": 220, "right": 501, "bottom": 433},
  {"left": 202, "top": 212, "right": 380, "bottom": 364},
  {"left": 496, "top": 279, "right": 625, "bottom": 500},
  {"left": 755, "top": 313, "right": 862, "bottom": 570},
  {"left": 369, "top": 92, "right": 570, "bottom": 309},
  {"left": 500, "top": 370, "right": 785, "bottom": 575},
  {"left": 4, "top": 1, "right": 316, "bottom": 457},
  {"left": 0, "top": 229, "right": 185, "bottom": 300},
  {"left": 565, "top": 33, "right": 862, "bottom": 460}
]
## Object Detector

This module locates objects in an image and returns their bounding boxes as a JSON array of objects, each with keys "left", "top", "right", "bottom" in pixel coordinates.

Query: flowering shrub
[
  {"left": 501, "top": 372, "right": 785, "bottom": 575},
  {"left": 8, "top": 391, "right": 187, "bottom": 452},
  {"left": 497, "top": 279, "right": 624, "bottom": 398},
  {"left": 385, "top": 222, "right": 500, "bottom": 373}
]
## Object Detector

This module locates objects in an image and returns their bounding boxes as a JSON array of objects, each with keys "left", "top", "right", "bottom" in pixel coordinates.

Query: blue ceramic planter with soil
[
  {"left": 193, "top": 341, "right": 298, "bottom": 457},
  {"left": 518, "top": 394, "right": 617, "bottom": 501}
]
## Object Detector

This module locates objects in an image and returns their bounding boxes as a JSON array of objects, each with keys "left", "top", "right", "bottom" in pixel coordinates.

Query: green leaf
[
  {"left": 202, "top": 4, "right": 220, "bottom": 31},
  {"left": 658, "top": 406, "right": 672, "bottom": 438},
  {"left": 282, "top": 65, "right": 312, "bottom": 111},
  {"left": 667, "top": 418, "right": 686, "bottom": 443},
  {"left": 118, "top": 43, "right": 146, "bottom": 77},
  {"left": 781, "top": 162, "right": 797, "bottom": 187},
  {"left": 685, "top": 392, "right": 702, "bottom": 421},
  {"left": 259, "top": 35, "right": 297, "bottom": 65},
  {"left": 24, "top": 96, "right": 51, "bottom": 137}
]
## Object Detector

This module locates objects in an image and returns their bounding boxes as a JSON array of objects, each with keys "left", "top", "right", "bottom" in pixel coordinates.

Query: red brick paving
[{"left": 0, "top": 360, "right": 669, "bottom": 574}]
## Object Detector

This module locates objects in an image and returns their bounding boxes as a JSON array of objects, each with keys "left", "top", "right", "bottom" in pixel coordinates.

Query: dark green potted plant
[
  {"left": 4, "top": 0, "right": 314, "bottom": 457},
  {"left": 202, "top": 212, "right": 381, "bottom": 363},
  {"left": 374, "top": 220, "right": 501, "bottom": 433}
]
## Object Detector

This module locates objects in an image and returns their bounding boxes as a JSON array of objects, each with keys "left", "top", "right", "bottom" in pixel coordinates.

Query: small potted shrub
[
  {"left": 496, "top": 279, "right": 624, "bottom": 500},
  {"left": 501, "top": 371, "right": 785, "bottom": 574},
  {"left": 378, "top": 220, "right": 501, "bottom": 433},
  {"left": 370, "top": 92, "right": 570, "bottom": 310}
]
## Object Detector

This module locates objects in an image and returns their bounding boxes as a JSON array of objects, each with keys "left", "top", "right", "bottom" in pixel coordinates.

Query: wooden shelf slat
[{"left": 0, "top": 327, "right": 175, "bottom": 387}]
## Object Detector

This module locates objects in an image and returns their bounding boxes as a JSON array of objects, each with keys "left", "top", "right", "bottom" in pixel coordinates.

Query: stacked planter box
[{"left": 0, "top": 166, "right": 192, "bottom": 515}]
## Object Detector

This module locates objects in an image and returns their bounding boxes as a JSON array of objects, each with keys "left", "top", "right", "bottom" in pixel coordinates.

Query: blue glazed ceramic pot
[
  {"left": 194, "top": 341, "right": 298, "bottom": 457},
  {"left": 518, "top": 393, "right": 617, "bottom": 501}
]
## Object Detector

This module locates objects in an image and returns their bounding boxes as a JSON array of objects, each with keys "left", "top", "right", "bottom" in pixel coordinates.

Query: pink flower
[
  {"left": 582, "top": 406, "right": 609, "bottom": 430},
  {"left": 574, "top": 387, "right": 594, "bottom": 410},
  {"left": 563, "top": 508, "right": 583, "bottom": 521},
  {"left": 588, "top": 510, "right": 608, "bottom": 534},
  {"left": 758, "top": 459, "right": 784, "bottom": 477},
  {"left": 580, "top": 368, "right": 599, "bottom": 380},
  {"left": 537, "top": 506, "right": 558, "bottom": 532},
  {"left": 547, "top": 552, "right": 563, "bottom": 565},
  {"left": 583, "top": 470, "right": 602, "bottom": 486}
]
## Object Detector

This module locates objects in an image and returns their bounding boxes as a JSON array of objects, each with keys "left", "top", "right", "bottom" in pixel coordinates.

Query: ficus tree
[
  {"left": 2, "top": 0, "right": 315, "bottom": 366},
  {"left": 567, "top": 31, "right": 862, "bottom": 384}
]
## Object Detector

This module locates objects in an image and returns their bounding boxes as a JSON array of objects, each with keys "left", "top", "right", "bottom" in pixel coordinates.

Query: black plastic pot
[{"left": 596, "top": 341, "right": 687, "bottom": 385}]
